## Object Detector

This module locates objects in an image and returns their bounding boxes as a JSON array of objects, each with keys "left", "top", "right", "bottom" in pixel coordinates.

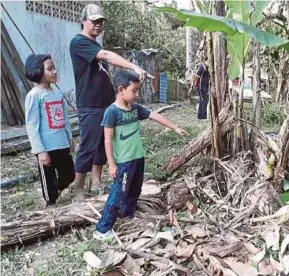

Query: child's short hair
[
  {"left": 113, "top": 70, "right": 140, "bottom": 92},
  {"left": 25, "top": 54, "right": 51, "bottom": 83}
]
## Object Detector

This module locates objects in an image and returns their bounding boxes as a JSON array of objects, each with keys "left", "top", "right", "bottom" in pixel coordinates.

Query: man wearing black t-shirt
[{"left": 70, "top": 4, "right": 147, "bottom": 200}]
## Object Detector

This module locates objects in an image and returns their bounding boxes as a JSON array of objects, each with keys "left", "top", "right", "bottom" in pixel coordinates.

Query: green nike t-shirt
[{"left": 101, "top": 103, "right": 151, "bottom": 164}]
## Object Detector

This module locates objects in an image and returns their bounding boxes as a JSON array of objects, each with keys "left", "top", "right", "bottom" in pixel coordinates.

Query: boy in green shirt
[{"left": 94, "top": 70, "right": 185, "bottom": 240}]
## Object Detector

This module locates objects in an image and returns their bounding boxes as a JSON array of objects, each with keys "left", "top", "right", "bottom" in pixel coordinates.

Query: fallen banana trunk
[
  {"left": 163, "top": 103, "right": 235, "bottom": 173},
  {"left": 1, "top": 196, "right": 107, "bottom": 251},
  {"left": 1, "top": 182, "right": 164, "bottom": 251}
]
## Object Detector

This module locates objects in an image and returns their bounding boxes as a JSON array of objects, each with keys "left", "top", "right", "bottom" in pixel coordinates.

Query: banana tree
[
  {"left": 157, "top": 5, "right": 289, "bottom": 74},
  {"left": 158, "top": 2, "right": 289, "bottom": 152},
  {"left": 225, "top": 1, "right": 270, "bottom": 140},
  {"left": 226, "top": 1, "right": 270, "bottom": 78}
]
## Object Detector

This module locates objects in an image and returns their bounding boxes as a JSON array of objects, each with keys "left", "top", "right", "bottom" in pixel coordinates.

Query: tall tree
[
  {"left": 213, "top": 0, "right": 227, "bottom": 110},
  {"left": 260, "top": 0, "right": 289, "bottom": 103},
  {"left": 182, "top": 0, "right": 195, "bottom": 79}
]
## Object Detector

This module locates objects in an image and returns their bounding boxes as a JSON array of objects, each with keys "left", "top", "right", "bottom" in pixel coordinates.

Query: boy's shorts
[{"left": 75, "top": 107, "right": 107, "bottom": 173}]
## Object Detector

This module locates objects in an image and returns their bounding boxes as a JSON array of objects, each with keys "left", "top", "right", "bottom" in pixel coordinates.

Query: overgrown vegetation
[
  {"left": 259, "top": 1, "right": 289, "bottom": 103},
  {"left": 243, "top": 102, "right": 286, "bottom": 131},
  {"left": 261, "top": 103, "right": 287, "bottom": 128}
]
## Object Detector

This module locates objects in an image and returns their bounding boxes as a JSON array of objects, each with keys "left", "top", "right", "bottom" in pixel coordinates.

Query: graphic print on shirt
[
  {"left": 119, "top": 109, "right": 139, "bottom": 140},
  {"left": 45, "top": 100, "right": 65, "bottom": 129}
]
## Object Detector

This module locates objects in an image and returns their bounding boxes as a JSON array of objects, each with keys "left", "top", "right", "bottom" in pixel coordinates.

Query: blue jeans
[{"left": 96, "top": 157, "right": 145, "bottom": 233}]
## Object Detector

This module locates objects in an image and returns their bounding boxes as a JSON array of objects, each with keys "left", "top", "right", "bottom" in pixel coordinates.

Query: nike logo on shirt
[{"left": 120, "top": 129, "right": 138, "bottom": 140}]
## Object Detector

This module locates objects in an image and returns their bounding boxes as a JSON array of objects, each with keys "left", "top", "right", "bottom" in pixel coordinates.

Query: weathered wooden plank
[
  {"left": 1, "top": 53, "right": 25, "bottom": 125},
  {"left": 1, "top": 20, "right": 34, "bottom": 126},
  {"left": 1, "top": 20, "right": 33, "bottom": 95}
]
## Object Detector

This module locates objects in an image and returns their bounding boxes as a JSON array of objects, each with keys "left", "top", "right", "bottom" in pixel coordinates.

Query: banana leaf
[{"left": 157, "top": 6, "right": 289, "bottom": 79}]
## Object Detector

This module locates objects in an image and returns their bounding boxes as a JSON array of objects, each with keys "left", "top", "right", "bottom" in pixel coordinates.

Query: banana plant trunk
[
  {"left": 206, "top": 0, "right": 227, "bottom": 158},
  {"left": 234, "top": 63, "right": 249, "bottom": 154},
  {"left": 213, "top": 0, "right": 228, "bottom": 110},
  {"left": 207, "top": 32, "right": 222, "bottom": 158},
  {"left": 251, "top": 41, "right": 261, "bottom": 150}
]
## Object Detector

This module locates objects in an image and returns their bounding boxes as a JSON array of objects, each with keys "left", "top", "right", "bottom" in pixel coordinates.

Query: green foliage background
[{"left": 102, "top": 1, "right": 201, "bottom": 78}]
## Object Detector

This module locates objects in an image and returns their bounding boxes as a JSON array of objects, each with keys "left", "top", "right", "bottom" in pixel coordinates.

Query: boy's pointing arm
[{"left": 149, "top": 112, "right": 186, "bottom": 136}]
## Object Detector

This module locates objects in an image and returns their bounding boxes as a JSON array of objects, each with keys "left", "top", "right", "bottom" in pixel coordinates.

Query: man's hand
[
  {"left": 133, "top": 65, "right": 147, "bottom": 83},
  {"left": 96, "top": 50, "right": 148, "bottom": 82},
  {"left": 69, "top": 140, "right": 75, "bottom": 154},
  {"left": 109, "top": 163, "right": 118, "bottom": 178},
  {"left": 39, "top": 152, "right": 51, "bottom": 166},
  {"left": 192, "top": 76, "right": 200, "bottom": 87},
  {"left": 174, "top": 127, "right": 187, "bottom": 136}
]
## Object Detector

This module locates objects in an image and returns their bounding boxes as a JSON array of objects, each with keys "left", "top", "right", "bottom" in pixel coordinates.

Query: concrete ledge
[
  {"left": 1, "top": 117, "right": 79, "bottom": 155},
  {"left": 1, "top": 126, "right": 27, "bottom": 141}
]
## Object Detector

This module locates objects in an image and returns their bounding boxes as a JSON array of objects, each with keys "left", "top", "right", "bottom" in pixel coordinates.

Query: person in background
[
  {"left": 70, "top": 4, "right": 148, "bottom": 200},
  {"left": 25, "top": 54, "right": 75, "bottom": 207},
  {"left": 192, "top": 58, "right": 210, "bottom": 120}
]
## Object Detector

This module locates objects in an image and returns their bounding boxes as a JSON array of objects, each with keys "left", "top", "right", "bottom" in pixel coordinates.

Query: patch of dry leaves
[{"left": 82, "top": 152, "right": 289, "bottom": 276}]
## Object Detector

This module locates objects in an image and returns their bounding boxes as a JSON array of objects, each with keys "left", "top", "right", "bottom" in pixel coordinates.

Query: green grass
[
  {"left": 261, "top": 103, "right": 286, "bottom": 130},
  {"left": 1, "top": 248, "right": 34, "bottom": 276},
  {"left": 143, "top": 125, "right": 205, "bottom": 180},
  {"left": 1, "top": 190, "right": 38, "bottom": 216},
  {"left": 34, "top": 235, "right": 110, "bottom": 276},
  {"left": 1, "top": 229, "right": 112, "bottom": 276}
]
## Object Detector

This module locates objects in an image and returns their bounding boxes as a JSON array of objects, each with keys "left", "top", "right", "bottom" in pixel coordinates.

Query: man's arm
[
  {"left": 149, "top": 112, "right": 186, "bottom": 135},
  {"left": 104, "top": 127, "right": 117, "bottom": 178},
  {"left": 96, "top": 50, "right": 147, "bottom": 82}
]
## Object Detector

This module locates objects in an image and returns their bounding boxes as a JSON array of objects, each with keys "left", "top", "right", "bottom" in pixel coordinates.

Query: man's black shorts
[{"left": 75, "top": 107, "right": 107, "bottom": 173}]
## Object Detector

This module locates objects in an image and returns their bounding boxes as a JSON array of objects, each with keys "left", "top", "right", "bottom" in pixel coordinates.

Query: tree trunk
[
  {"left": 213, "top": 0, "right": 227, "bottom": 110},
  {"left": 234, "top": 63, "right": 249, "bottom": 153},
  {"left": 1, "top": 183, "right": 163, "bottom": 251},
  {"left": 252, "top": 42, "right": 261, "bottom": 129},
  {"left": 274, "top": 52, "right": 288, "bottom": 103},
  {"left": 185, "top": 0, "right": 194, "bottom": 79},
  {"left": 251, "top": 42, "right": 261, "bottom": 151},
  {"left": 206, "top": 0, "right": 227, "bottom": 158},
  {"left": 275, "top": 73, "right": 284, "bottom": 103},
  {"left": 207, "top": 32, "right": 222, "bottom": 158}
]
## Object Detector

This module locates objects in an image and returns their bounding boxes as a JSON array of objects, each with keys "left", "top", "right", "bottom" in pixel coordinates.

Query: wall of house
[{"left": 1, "top": 1, "right": 99, "bottom": 109}]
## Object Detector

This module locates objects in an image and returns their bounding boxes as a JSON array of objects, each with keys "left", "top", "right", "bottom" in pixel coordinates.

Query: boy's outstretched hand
[
  {"left": 109, "top": 163, "right": 118, "bottom": 178},
  {"left": 175, "top": 127, "right": 187, "bottom": 136}
]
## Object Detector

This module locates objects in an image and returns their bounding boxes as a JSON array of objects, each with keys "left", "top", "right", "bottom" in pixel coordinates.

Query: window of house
[{"left": 25, "top": 1, "right": 85, "bottom": 22}]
